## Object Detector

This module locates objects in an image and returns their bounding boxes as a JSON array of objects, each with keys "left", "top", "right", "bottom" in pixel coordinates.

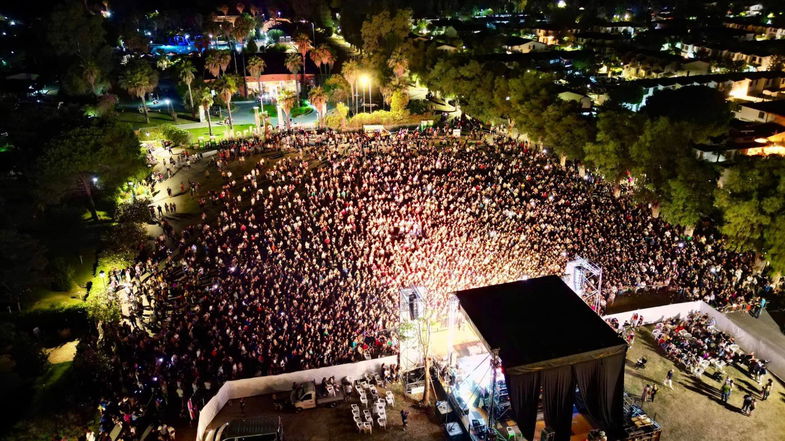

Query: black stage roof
[{"left": 455, "top": 275, "right": 626, "bottom": 374}]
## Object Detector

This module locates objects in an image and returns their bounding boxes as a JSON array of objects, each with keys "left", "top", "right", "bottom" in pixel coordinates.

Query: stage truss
[
  {"left": 399, "top": 286, "right": 427, "bottom": 371},
  {"left": 564, "top": 257, "right": 603, "bottom": 312}
]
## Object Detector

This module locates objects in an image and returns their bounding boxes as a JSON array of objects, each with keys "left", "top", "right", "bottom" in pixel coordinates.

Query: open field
[{"left": 625, "top": 327, "right": 785, "bottom": 441}]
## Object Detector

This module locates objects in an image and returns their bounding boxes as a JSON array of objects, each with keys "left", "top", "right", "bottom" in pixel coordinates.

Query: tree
[
  {"left": 324, "top": 75, "right": 351, "bottom": 106},
  {"left": 387, "top": 49, "right": 409, "bottom": 79},
  {"left": 660, "top": 158, "right": 718, "bottom": 228},
  {"left": 318, "top": 45, "right": 335, "bottom": 74},
  {"left": 205, "top": 50, "right": 231, "bottom": 78},
  {"left": 232, "top": 13, "right": 257, "bottom": 93},
  {"left": 715, "top": 158, "right": 785, "bottom": 272},
  {"left": 629, "top": 117, "right": 691, "bottom": 200},
  {"left": 308, "top": 86, "right": 328, "bottom": 127},
  {"left": 214, "top": 75, "right": 239, "bottom": 130},
  {"left": 278, "top": 89, "right": 299, "bottom": 129},
  {"left": 360, "top": 9, "right": 413, "bottom": 74},
  {"left": 584, "top": 110, "right": 644, "bottom": 183},
  {"left": 47, "top": 1, "right": 107, "bottom": 59},
  {"left": 119, "top": 60, "right": 159, "bottom": 124},
  {"left": 506, "top": 71, "right": 558, "bottom": 140},
  {"left": 541, "top": 101, "right": 594, "bottom": 161},
  {"left": 294, "top": 33, "right": 313, "bottom": 95},
  {"left": 197, "top": 87, "right": 215, "bottom": 137},
  {"left": 176, "top": 59, "right": 197, "bottom": 112},
  {"left": 342, "top": 59, "right": 361, "bottom": 113},
  {"left": 36, "top": 121, "right": 147, "bottom": 222},
  {"left": 246, "top": 56, "right": 266, "bottom": 98},
  {"left": 80, "top": 59, "right": 102, "bottom": 96},
  {"left": 642, "top": 86, "right": 732, "bottom": 142},
  {"left": 285, "top": 53, "right": 304, "bottom": 95}
]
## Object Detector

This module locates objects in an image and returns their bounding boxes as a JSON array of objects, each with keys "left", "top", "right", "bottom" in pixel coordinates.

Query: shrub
[
  {"left": 160, "top": 125, "right": 192, "bottom": 147},
  {"left": 116, "top": 198, "right": 154, "bottom": 224},
  {"left": 390, "top": 90, "right": 410, "bottom": 115},
  {"left": 407, "top": 99, "right": 430, "bottom": 114},
  {"left": 348, "top": 110, "right": 406, "bottom": 128},
  {"left": 324, "top": 103, "right": 349, "bottom": 129},
  {"left": 102, "top": 222, "right": 148, "bottom": 265}
]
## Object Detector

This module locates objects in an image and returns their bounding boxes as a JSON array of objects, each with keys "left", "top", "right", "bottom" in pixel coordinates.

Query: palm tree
[
  {"left": 285, "top": 53, "right": 303, "bottom": 95},
  {"left": 197, "top": 87, "right": 215, "bottom": 137},
  {"left": 341, "top": 59, "right": 360, "bottom": 114},
  {"left": 205, "top": 50, "right": 229, "bottom": 78},
  {"left": 278, "top": 89, "right": 298, "bottom": 130},
  {"left": 293, "top": 33, "right": 312, "bottom": 96},
  {"left": 308, "top": 86, "right": 328, "bottom": 127},
  {"left": 177, "top": 59, "right": 197, "bottom": 112},
  {"left": 119, "top": 60, "right": 159, "bottom": 124},
  {"left": 214, "top": 75, "right": 239, "bottom": 131},
  {"left": 309, "top": 47, "right": 324, "bottom": 76},
  {"left": 320, "top": 45, "right": 335, "bottom": 74},
  {"left": 232, "top": 13, "right": 256, "bottom": 94},
  {"left": 80, "top": 59, "right": 101, "bottom": 96},
  {"left": 246, "top": 56, "right": 266, "bottom": 98}
]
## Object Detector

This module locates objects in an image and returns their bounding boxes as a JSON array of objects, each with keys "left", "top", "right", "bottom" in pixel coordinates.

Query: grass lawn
[
  {"left": 187, "top": 123, "right": 256, "bottom": 140},
  {"left": 257, "top": 103, "right": 313, "bottom": 118},
  {"left": 625, "top": 327, "right": 785, "bottom": 441},
  {"left": 116, "top": 109, "right": 198, "bottom": 129}
]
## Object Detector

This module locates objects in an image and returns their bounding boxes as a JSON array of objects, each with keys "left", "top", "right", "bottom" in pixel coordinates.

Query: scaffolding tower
[{"left": 564, "top": 257, "right": 603, "bottom": 312}]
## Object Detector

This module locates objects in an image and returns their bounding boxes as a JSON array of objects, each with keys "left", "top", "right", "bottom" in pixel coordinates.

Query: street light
[
  {"left": 165, "top": 98, "right": 176, "bottom": 122},
  {"left": 359, "top": 74, "right": 371, "bottom": 112}
]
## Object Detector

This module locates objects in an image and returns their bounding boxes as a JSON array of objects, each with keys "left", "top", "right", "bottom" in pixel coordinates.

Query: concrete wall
[
  {"left": 603, "top": 300, "right": 704, "bottom": 326},
  {"left": 196, "top": 355, "right": 397, "bottom": 441}
]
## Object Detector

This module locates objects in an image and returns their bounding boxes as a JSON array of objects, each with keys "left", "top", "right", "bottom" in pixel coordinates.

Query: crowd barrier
[
  {"left": 604, "top": 301, "right": 785, "bottom": 381},
  {"left": 196, "top": 355, "right": 397, "bottom": 441}
]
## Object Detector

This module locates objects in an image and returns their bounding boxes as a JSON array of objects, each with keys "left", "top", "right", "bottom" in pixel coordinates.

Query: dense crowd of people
[{"left": 89, "top": 127, "right": 776, "bottom": 438}]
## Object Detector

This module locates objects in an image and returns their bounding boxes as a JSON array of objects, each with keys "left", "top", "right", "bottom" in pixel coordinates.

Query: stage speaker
[{"left": 540, "top": 427, "right": 556, "bottom": 441}]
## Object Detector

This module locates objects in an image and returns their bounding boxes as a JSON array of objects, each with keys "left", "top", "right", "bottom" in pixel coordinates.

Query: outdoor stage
[{"left": 437, "top": 342, "right": 596, "bottom": 441}]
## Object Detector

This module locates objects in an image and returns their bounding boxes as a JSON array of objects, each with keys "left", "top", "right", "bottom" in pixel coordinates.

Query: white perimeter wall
[{"left": 196, "top": 355, "right": 397, "bottom": 441}]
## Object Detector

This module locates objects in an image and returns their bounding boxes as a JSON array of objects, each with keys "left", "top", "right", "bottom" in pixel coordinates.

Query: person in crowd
[
  {"left": 664, "top": 369, "right": 674, "bottom": 390},
  {"left": 721, "top": 379, "right": 733, "bottom": 404},
  {"left": 762, "top": 378, "right": 773, "bottom": 400}
]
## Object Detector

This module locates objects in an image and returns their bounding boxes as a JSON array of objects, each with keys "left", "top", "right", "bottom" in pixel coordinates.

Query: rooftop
[{"left": 455, "top": 276, "right": 626, "bottom": 370}]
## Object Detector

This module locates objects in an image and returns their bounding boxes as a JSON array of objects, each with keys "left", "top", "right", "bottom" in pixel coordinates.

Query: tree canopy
[
  {"left": 35, "top": 120, "right": 147, "bottom": 210},
  {"left": 715, "top": 158, "right": 785, "bottom": 273}
]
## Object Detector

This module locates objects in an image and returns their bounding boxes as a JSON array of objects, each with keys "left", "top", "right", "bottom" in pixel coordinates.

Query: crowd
[
  {"left": 652, "top": 312, "right": 774, "bottom": 415},
  {"left": 89, "top": 128, "right": 776, "bottom": 438},
  {"left": 652, "top": 312, "right": 737, "bottom": 377}
]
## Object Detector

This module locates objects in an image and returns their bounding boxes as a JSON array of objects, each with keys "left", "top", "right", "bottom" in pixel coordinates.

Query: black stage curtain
[
  {"left": 598, "top": 352, "right": 626, "bottom": 436},
  {"left": 505, "top": 372, "right": 540, "bottom": 441},
  {"left": 541, "top": 365, "right": 576, "bottom": 441}
]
